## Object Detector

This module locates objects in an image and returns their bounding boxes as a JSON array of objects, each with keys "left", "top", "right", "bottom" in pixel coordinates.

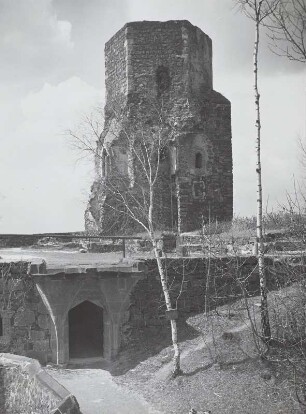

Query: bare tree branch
[{"left": 266, "top": 0, "right": 306, "bottom": 62}]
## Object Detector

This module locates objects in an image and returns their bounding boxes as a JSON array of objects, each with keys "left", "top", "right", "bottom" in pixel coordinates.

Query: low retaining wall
[
  {"left": 1, "top": 256, "right": 304, "bottom": 365},
  {"left": 121, "top": 256, "right": 300, "bottom": 347},
  {"left": 0, "top": 353, "right": 81, "bottom": 414}
]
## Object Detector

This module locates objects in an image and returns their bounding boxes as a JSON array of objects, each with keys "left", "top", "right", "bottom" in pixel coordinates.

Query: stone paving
[{"left": 47, "top": 367, "right": 161, "bottom": 414}]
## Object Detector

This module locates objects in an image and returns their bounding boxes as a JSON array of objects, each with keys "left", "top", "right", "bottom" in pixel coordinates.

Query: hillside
[{"left": 113, "top": 285, "right": 305, "bottom": 413}]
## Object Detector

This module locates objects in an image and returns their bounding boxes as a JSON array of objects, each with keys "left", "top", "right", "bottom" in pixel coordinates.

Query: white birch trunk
[
  {"left": 154, "top": 245, "right": 182, "bottom": 377},
  {"left": 148, "top": 183, "right": 181, "bottom": 377},
  {"left": 176, "top": 177, "right": 182, "bottom": 235},
  {"left": 254, "top": 7, "right": 271, "bottom": 342}
]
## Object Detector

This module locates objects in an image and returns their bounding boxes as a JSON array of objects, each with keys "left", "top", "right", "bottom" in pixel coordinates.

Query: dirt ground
[{"left": 112, "top": 291, "right": 305, "bottom": 414}]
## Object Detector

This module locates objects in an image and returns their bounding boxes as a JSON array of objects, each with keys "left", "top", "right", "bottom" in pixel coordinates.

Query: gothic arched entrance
[{"left": 68, "top": 300, "right": 103, "bottom": 358}]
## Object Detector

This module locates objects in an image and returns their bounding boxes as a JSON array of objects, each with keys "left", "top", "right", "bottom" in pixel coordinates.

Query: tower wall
[
  {"left": 104, "top": 25, "right": 128, "bottom": 109},
  {"left": 86, "top": 20, "right": 233, "bottom": 234},
  {"left": 104, "top": 21, "right": 212, "bottom": 110}
]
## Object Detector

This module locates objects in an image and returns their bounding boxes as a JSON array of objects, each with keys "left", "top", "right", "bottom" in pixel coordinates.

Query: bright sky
[{"left": 0, "top": 0, "right": 305, "bottom": 233}]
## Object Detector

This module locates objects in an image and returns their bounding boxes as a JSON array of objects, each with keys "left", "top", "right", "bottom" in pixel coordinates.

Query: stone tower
[{"left": 85, "top": 20, "right": 233, "bottom": 234}]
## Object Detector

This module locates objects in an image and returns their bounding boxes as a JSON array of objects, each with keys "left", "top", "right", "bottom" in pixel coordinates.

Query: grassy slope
[{"left": 114, "top": 287, "right": 304, "bottom": 414}]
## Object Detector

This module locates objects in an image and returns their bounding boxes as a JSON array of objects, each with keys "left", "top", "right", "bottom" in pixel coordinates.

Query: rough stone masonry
[{"left": 85, "top": 20, "right": 233, "bottom": 233}]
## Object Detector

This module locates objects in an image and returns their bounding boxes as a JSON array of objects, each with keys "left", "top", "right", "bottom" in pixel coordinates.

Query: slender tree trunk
[
  {"left": 175, "top": 142, "right": 182, "bottom": 235},
  {"left": 254, "top": 10, "right": 271, "bottom": 342},
  {"left": 153, "top": 245, "right": 182, "bottom": 377},
  {"left": 203, "top": 211, "right": 212, "bottom": 315},
  {"left": 176, "top": 178, "right": 182, "bottom": 235},
  {"left": 148, "top": 184, "right": 181, "bottom": 377}
]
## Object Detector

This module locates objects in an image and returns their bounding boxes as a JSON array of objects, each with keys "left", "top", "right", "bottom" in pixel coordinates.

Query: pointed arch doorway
[{"left": 68, "top": 300, "right": 104, "bottom": 358}]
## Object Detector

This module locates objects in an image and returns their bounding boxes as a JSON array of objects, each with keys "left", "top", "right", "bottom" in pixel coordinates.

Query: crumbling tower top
[{"left": 104, "top": 20, "right": 213, "bottom": 110}]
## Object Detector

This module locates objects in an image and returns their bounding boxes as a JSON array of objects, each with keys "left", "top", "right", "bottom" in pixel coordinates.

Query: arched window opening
[
  {"left": 195, "top": 152, "right": 203, "bottom": 169},
  {"left": 156, "top": 66, "right": 170, "bottom": 94},
  {"left": 102, "top": 148, "right": 110, "bottom": 177}
]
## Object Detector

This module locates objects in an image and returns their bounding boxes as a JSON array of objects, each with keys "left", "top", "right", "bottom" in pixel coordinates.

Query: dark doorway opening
[{"left": 69, "top": 301, "right": 103, "bottom": 358}]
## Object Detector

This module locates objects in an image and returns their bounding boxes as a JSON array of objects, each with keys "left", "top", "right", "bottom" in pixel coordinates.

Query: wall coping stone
[
  {"left": 0, "top": 353, "right": 81, "bottom": 413},
  {"left": 30, "top": 259, "right": 147, "bottom": 276}
]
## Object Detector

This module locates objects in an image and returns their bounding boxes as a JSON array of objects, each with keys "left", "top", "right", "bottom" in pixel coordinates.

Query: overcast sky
[{"left": 0, "top": 0, "right": 305, "bottom": 233}]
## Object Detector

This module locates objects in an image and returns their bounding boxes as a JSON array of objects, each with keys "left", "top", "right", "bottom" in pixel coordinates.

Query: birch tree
[
  {"left": 68, "top": 102, "right": 183, "bottom": 377},
  {"left": 235, "top": 0, "right": 280, "bottom": 342}
]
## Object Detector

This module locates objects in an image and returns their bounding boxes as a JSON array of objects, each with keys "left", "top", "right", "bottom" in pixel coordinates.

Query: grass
[{"left": 112, "top": 285, "right": 305, "bottom": 414}]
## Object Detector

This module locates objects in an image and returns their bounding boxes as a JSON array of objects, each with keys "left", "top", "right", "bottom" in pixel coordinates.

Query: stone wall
[
  {"left": 0, "top": 256, "right": 301, "bottom": 365},
  {"left": 176, "top": 88, "right": 232, "bottom": 230},
  {"left": 0, "top": 262, "right": 52, "bottom": 364},
  {"left": 125, "top": 20, "right": 212, "bottom": 105},
  {"left": 0, "top": 354, "right": 81, "bottom": 414},
  {"left": 0, "top": 233, "right": 85, "bottom": 248},
  {"left": 120, "top": 256, "right": 291, "bottom": 347},
  {"left": 105, "top": 25, "right": 128, "bottom": 110},
  {"left": 0, "top": 260, "right": 145, "bottom": 365}
]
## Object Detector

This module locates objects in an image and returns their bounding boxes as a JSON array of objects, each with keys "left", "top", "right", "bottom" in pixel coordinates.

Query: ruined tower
[{"left": 85, "top": 20, "right": 233, "bottom": 233}]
